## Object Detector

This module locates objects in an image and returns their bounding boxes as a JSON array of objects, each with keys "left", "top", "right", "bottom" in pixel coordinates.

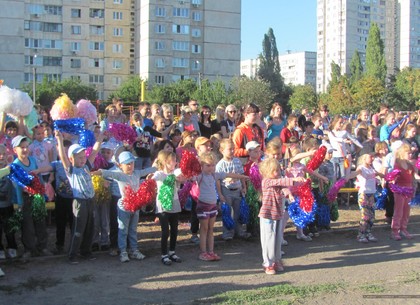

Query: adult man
[
  {"left": 112, "top": 98, "right": 127, "bottom": 124},
  {"left": 188, "top": 100, "right": 200, "bottom": 122},
  {"left": 138, "top": 102, "right": 153, "bottom": 128}
]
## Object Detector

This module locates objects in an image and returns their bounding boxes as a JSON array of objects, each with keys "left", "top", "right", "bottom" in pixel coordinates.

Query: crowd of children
[{"left": 0, "top": 101, "right": 419, "bottom": 278}]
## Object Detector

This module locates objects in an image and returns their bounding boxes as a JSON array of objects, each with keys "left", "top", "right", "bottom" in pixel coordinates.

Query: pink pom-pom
[
  {"left": 389, "top": 184, "right": 414, "bottom": 198},
  {"left": 416, "top": 157, "right": 420, "bottom": 170},
  {"left": 50, "top": 94, "right": 77, "bottom": 120},
  {"left": 327, "top": 178, "right": 347, "bottom": 202},
  {"left": 76, "top": 99, "right": 97, "bottom": 126},
  {"left": 178, "top": 181, "right": 193, "bottom": 208},
  {"left": 249, "top": 163, "right": 262, "bottom": 191},
  {"left": 85, "top": 147, "right": 109, "bottom": 171},
  {"left": 109, "top": 123, "right": 137, "bottom": 145},
  {"left": 385, "top": 169, "right": 401, "bottom": 182}
]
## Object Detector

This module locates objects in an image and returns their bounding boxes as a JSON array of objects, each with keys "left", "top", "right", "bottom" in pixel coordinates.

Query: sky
[{"left": 241, "top": 0, "right": 317, "bottom": 60}]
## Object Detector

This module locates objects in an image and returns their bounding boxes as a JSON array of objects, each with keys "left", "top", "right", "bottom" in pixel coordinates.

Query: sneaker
[
  {"left": 366, "top": 233, "right": 378, "bottom": 242},
  {"left": 0, "top": 250, "right": 5, "bottom": 260},
  {"left": 308, "top": 232, "right": 314, "bottom": 237},
  {"left": 198, "top": 252, "right": 213, "bottom": 261},
  {"left": 264, "top": 266, "right": 276, "bottom": 275},
  {"left": 357, "top": 234, "right": 369, "bottom": 243},
  {"left": 400, "top": 230, "right": 413, "bottom": 240},
  {"left": 7, "top": 249, "right": 17, "bottom": 259},
  {"left": 161, "top": 255, "right": 172, "bottom": 266},
  {"left": 109, "top": 248, "right": 119, "bottom": 257},
  {"left": 391, "top": 231, "right": 402, "bottom": 241},
  {"left": 281, "top": 239, "right": 288, "bottom": 246},
  {"left": 69, "top": 256, "right": 79, "bottom": 265},
  {"left": 129, "top": 250, "right": 146, "bottom": 260},
  {"left": 208, "top": 252, "right": 221, "bottom": 261},
  {"left": 190, "top": 235, "right": 200, "bottom": 244},
  {"left": 120, "top": 252, "right": 130, "bottom": 263},
  {"left": 169, "top": 253, "right": 182, "bottom": 263},
  {"left": 40, "top": 248, "right": 53, "bottom": 256},
  {"left": 0, "top": 267, "right": 4, "bottom": 277},
  {"left": 313, "top": 232, "right": 320, "bottom": 237},
  {"left": 296, "top": 234, "right": 312, "bottom": 242},
  {"left": 222, "top": 235, "right": 233, "bottom": 241},
  {"left": 274, "top": 261, "right": 284, "bottom": 272}
]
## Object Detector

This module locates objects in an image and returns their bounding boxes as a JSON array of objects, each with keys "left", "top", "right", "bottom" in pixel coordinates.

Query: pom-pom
[
  {"left": 330, "top": 201, "right": 339, "bottom": 221},
  {"left": 53, "top": 118, "right": 85, "bottom": 135},
  {"left": 79, "top": 129, "right": 96, "bottom": 148},
  {"left": 416, "top": 157, "right": 420, "bottom": 171},
  {"left": 179, "top": 150, "right": 201, "bottom": 179},
  {"left": 249, "top": 163, "right": 262, "bottom": 191},
  {"left": 50, "top": 93, "right": 77, "bottom": 120},
  {"left": 288, "top": 198, "right": 317, "bottom": 228},
  {"left": 374, "top": 187, "right": 388, "bottom": 210},
  {"left": 389, "top": 184, "right": 414, "bottom": 198},
  {"left": 109, "top": 123, "right": 137, "bottom": 145},
  {"left": 85, "top": 147, "right": 109, "bottom": 171},
  {"left": 25, "top": 175, "right": 45, "bottom": 196},
  {"left": 327, "top": 178, "right": 347, "bottom": 202},
  {"left": 178, "top": 181, "right": 193, "bottom": 208},
  {"left": 137, "top": 179, "right": 157, "bottom": 208},
  {"left": 292, "top": 179, "right": 314, "bottom": 212},
  {"left": 7, "top": 209, "right": 23, "bottom": 234},
  {"left": 306, "top": 146, "right": 327, "bottom": 171},
  {"left": 0, "top": 85, "right": 33, "bottom": 116},
  {"left": 76, "top": 99, "right": 97, "bottom": 126},
  {"left": 316, "top": 204, "right": 331, "bottom": 227},
  {"left": 31, "top": 194, "right": 47, "bottom": 222},
  {"left": 385, "top": 169, "right": 401, "bottom": 182},
  {"left": 246, "top": 184, "right": 260, "bottom": 227},
  {"left": 24, "top": 108, "right": 39, "bottom": 132},
  {"left": 9, "top": 163, "right": 33, "bottom": 188},
  {"left": 409, "top": 192, "right": 420, "bottom": 206},
  {"left": 122, "top": 185, "right": 139, "bottom": 212},
  {"left": 158, "top": 174, "right": 176, "bottom": 211},
  {"left": 221, "top": 202, "right": 234, "bottom": 230},
  {"left": 92, "top": 176, "right": 111, "bottom": 203},
  {"left": 238, "top": 197, "right": 250, "bottom": 225}
]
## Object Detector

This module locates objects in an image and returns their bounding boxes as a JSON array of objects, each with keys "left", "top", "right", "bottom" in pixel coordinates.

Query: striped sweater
[{"left": 258, "top": 177, "right": 294, "bottom": 220}]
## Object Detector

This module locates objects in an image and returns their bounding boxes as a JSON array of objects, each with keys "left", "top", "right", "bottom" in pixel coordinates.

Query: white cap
[
  {"left": 68, "top": 144, "right": 86, "bottom": 159},
  {"left": 100, "top": 142, "right": 114, "bottom": 150},
  {"left": 245, "top": 141, "right": 260, "bottom": 151},
  {"left": 118, "top": 151, "right": 135, "bottom": 164}
]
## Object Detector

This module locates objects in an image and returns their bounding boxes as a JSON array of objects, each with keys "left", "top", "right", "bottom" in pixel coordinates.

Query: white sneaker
[
  {"left": 129, "top": 250, "right": 145, "bottom": 260},
  {"left": 0, "top": 250, "right": 5, "bottom": 260},
  {"left": 7, "top": 249, "right": 17, "bottom": 259},
  {"left": 0, "top": 267, "right": 4, "bottom": 277},
  {"left": 296, "top": 234, "right": 312, "bottom": 242},
  {"left": 281, "top": 239, "right": 288, "bottom": 246},
  {"left": 120, "top": 251, "right": 130, "bottom": 263}
]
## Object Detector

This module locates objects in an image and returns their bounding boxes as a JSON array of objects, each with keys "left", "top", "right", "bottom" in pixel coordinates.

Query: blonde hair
[
  {"left": 219, "top": 138, "right": 234, "bottom": 150},
  {"left": 259, "top": 158, "right": 281, "bottom": 179},
  {"left": 199, "top": 152, "right": 217, "bottom": 165},
  {"left": 265, "top": 138, "right": 282, "bottom": 154},
  {"left": 395, "top": 143, "right": 411, "bottom": 159},
  {"left": 155, "top": 151, "right": 176, "bottom": 170},
  {"left": 357, "top": 153, "right": 373, "bottom": 167},
  {"left": 181, "top": 105, "right": 193, "bottom": 116},
  {"left": 215, "top": 105, "right": 225, "bottom": 122},
  {"left": 374, "top": 141, "right": 388, "bottom": 154},
  {"left": 404, "top": 123, "right": 416, "bottom": 137},
  {"left": 301, "top": 138, "right": 318, "bottom": 152}
]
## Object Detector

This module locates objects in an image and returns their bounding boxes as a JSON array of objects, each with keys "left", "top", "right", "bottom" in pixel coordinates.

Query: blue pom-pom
[
  {"left": 238, "top": 197, "right": 250, "bottom": 224},
  {"left": 8, "top": 163, "right": 34, "bottom": 188},
  {"left": 288, "top": 197, "right": 317, "bottom": 228},
  {"left": 316, "top": 204, "right": 331, "bottom": 227},
  {"left": 221, "top": 202, "right": 235, "bottom": 230},
  {"left": 54, "top": 118, "right": 85, "bottom": 135},
  {"left": 374, "top": 187, "right": 388, "bottom": 210},
  {"left": 409, "top": 192, "right": 420, "bottom": 206},
  {"left": 79, "top": 129, "right": 96, "bottom": 148}
]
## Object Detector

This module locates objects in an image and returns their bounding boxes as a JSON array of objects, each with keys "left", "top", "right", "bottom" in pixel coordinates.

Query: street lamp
[
  {"left": 32, "top": 54, "right": 37, "bottom": 104},
  {"left": 195, "top": 60, "right": 201, "bottom": 90}
]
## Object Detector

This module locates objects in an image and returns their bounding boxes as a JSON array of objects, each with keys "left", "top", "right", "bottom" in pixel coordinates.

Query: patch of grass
[
  {"left": 401, "top": 271, "right": 420, "bottom": 284},
  {"left": 197, "top": 282, "right": 345, "bottom": 304},
  {"left": 359, "top": 283, "right": 385, "bottom": 293},
  {"left": 21, "top": 276, "right": 61, "bottom": 291},
  {"left": 73, "top": 274, "right": 95, "bottom": 283}
]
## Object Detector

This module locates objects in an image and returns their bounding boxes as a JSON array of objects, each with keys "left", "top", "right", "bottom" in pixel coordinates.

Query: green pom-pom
[
  {"left": 7, "top": 209, "right": 23, "bottom": 234},
  {"left": 246, "top": 184, "right": 261, "bottom": 227},
  {"left": 158, "top": 174, "right": 176, "bottom": 211},
  {"left": 32, "top": 194, "right": 48, "bottom": 222},
  {"left": 330, "top": 201, "right": 339, "bottom": 221}
]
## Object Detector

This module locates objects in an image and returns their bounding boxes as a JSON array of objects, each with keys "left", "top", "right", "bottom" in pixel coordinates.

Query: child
[
  {"left": 55, "top": 131, "right": 102, "bottom": 264},
  {"left": 390, "top": 143, "right": 417, "bottom": 240},
  {"left": 280, "top": 115, "right": 299, "bottom": 157},
  {"left": 216, "top": 139, "right": 249, "bottom": 240},
  {"left": 152, "top": 151, "right": 183, "bottom": 265},
  {"left": 259, "top": 158, "right": 304, "bottom": 275},
  {"left": 195, "top": 136, "right": 213, "bottom": 156},
  {"left": 195, "top": 152, "right": 248, "bottom": 261},
  {"left": 243, "top": 141, "right": 262, "bottom": 176},
  {"left": 402, "top": 123, "right": 419, "bottom": 160},
  {"left": 29, "top": 125, "right": 53, "bottom": 183},
  {"left": 311, "top": 114, "right": 324, "bottom": 145},
  {"left": 0, "top": 145, "right": 16, "bottom": 260},
  {"left": 93, "top": 151, "right": 156, "bottom": 262},
  {"left": 379, "top": 112, "right": 409, "bottom": 146},
  {"left": 345, "top": 153, "right": 384, "bottom": 243},
  {"left": 300, "top": 121, "right": 315, "bottom": 142}
]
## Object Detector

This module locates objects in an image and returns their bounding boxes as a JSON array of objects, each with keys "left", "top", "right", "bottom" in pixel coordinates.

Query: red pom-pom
[
  {"left": 292, "top": 179, "right": 314, "bottom": 212},
  {"left": 307, "top": 146, "right": 327, "bottom": 171},
  {"left": 179, "top": 150, "right": 201, "bottom": 178},
  {"left": 122, "top": 185, "right": 141, "bottom": 212},
  {"left": 137, "top": 179, "right": 157, "bottom": 208},
  {"left": 25, "top": 175, "right": 45, "bottom": 196}
]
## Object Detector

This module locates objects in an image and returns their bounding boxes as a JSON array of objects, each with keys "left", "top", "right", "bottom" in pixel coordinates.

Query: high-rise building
[
  {"left": 316, "top": 0, "right": 420, "bottom": 93},
  {"left": 0, "top": 0, "right": 241, "bottom": 100}
]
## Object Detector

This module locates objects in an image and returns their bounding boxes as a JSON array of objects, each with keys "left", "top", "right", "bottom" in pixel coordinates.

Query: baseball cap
[
  {"left": 194, "top": 136, "right": 211, "bottom": 150},
  {"left": 101, "top": 142, "right": 114, "bottom": 151},
  {"left": 11, "top": 135, "right": 29, "bottom": 148},
  {"left": 68, "top": 144, "right": 86, "bottom": 159},
  {"left": 245, "top": 141, "right": 261, "bottom": 151},
  {"left": 118, "top": 151, "right": 135, "bottom": 164},
  {"left": 321, "top": 143, "right": 336, "bottom": 153}
]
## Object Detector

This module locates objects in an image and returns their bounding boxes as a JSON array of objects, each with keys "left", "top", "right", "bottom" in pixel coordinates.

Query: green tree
[
  {"left": 352, "top": 76, "right": 386, "bottom": 112},
  {"left": 108, "top": 76, "right": 142, "bottom": 104},
  {"left": 394, "top": 67, "right": 420, "bottom": 109},
  {"left": 326, "top": 76, "right": 355, "bottom": 115},
  {"left": 365, "top": 22, "right": 387, "bottom": 83},
  {"left": 191, "top": 79, "right": 231, "bottom": 109},
  {"left": 327, "top": 61, "right": 341, "bottom": 93},
  {"left": 289, "top": 85, "right": 318, "bottom": 113},
  {"left": 257, "top": 28, "right": 286, "bottom": 111},
  {"left": 349, "top": 50, "right": 363, "bottom": 86}
]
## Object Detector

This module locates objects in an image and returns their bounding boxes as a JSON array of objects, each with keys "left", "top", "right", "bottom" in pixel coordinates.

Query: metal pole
[
  {"left": 198, "top": 72, "right": 202, "bottom": 90},
  {"left": 32, "top": 67, "right": 36, "bottom": 104}
]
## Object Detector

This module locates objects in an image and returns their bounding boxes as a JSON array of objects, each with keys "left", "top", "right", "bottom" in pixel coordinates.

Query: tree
[
  {"left": 288, "top": 85, "right": 318, "bottom": 112},
  {"left": 326, "top": 76, "right": 355, "bottom": 115},
  {"left": 365, "top": 22, "right": 387, "bottom": 83},
  {"left": 349, "top": 50, "right": 363, "bottom": 86},
  {"left": 327, "top": 61, "right": 342, "bottom": 93},
  {"left": 108, "top": 76, "right": 142, "bottom": 104},
  {"left": 257, "top": 28, "right": 286, "bottom": 111},
  {"left": 352, "top": 76, "right": 386, "bottom": 112},
  {"left": 394, "top": 67, "right": 420, "bottom": 110},
  {"left": 191, "top": 79, "right": 232, "bottom": 109}
]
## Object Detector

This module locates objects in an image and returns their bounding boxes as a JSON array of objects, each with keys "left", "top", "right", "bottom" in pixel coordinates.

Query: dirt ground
[{"left": 1, "top": 204, "right": 420, "bottom": 305}]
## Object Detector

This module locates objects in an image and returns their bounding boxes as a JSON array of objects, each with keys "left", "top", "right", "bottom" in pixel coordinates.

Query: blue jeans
[
  {"left": 331, "top": 157, "right": 345, "bottom": 180},
  {"left": 117, "top": 207, "right": 139, "bottom": 253}
]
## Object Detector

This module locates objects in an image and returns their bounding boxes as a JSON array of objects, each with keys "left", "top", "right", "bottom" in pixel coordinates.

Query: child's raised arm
[
  {"left": 55, "top": 130, "right": 71, "bottom": 171},
  {"left": 87, "top": 132, "right": 105, "bottom": 165}
]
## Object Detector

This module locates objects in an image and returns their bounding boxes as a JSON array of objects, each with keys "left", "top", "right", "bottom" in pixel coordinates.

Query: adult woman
[
  {"left": 100, "top": 105, "right": 118, "bottom": 132},
  {"left": 266, "top": 103, "right": 287, "bottom": 142},
  {"left": 177, "top": 106, "right": 200, "bottom": 135},
  {"left": 220, "top": 104, "right": 237, "bottom": 138},
  {"left": 211, "top": 105, "right": 225, "bottom": 135},
  {"left": 198, "top": 105, "right": 213, "bottom": 138},
  {"left": 151, "top": 103, "right": 162, "bottom": 121},
  {"left": 161, "top": 104, "right": 174, "bottom": 129},
  {"left": 111, "top": 98, "right": 127, "bottom": 124}
]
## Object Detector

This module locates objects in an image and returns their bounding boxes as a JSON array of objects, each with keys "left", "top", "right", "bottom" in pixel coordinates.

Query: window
[
  {"left": 172, "top": 41, "right": 189, "bottom": 51},
  {"left": 192, "top": 12, "right": 201, "bottom": 21},
  {"left": 173, "top": 8, "right": 189, "bottom": 17},
  {"left": 44, "top": 23, "right": 62, "bottom": 32},
  {"left": 112, "top": 76, "right": 122, "bottom": 86},
  {"left": 155, "top": 75, "right": 165, "bottom": 84},
  {"left": 172, "top": 58, "right": 188, "bottom": 68},
  {"left": 90, "top": 58, "right": 104, "bottom": 68},
  {"left": 24, "top": 21, "right": 42, "bottom": 31},
  {"left": 90, "top": 25, "right": 104, "bottom": 35},
  {"left": 90, "top": 9, "right": 104, "bottom": 18},
  {"left": 112, "top": 44, "right": 123, "bottom": 53},
  {"left": 89, "top": 75, "right": 104, "bottom": 84},
  {"left": 191, "top": 44, "right": 201, "bottom": 53},
  {"left": 155, "top": 41, "right": 166, "bottom": 50},
  {"left": 24, "top": 21, "right": 30, "bottom": 30},
  {"left": 44, "top": 5, "right": 62, "bottom": 15},
  {"left": 113, "top": 28, "right": 123, "bottom": 36},
  {"left": 45, "top": 74, "right": 61, "bottom": 82},
  {"left": 25, "top": 38, "right": 42, "bottom": 48},
  {"left": 44, "top": 39, "right": 62, "bottom": 49},
  {"left": 113, "top": 11, "right": 123, "bottom": 20},
  {"left": 71, "top": 42, "right": 81, "bottom": 52},
  {"left": 70, "top": 59, "right": 81, "bottom": 68},
  {"left": 43, "top": 56, "right": 62, "bottom": 66},
  {"left": 191, "top": 28, "right": 201, "bottom": 37},
  {"left": 71, "top": 9, "right": 81, "bottom": 18},
  {"left": 155, "top": 24, "right": 166, "bottom": 33},
  {"left": 192, "top": 0, "right": 201, "bottom": 5},
  {"left": 155, "top": 58, "right": 165, "bottom": 68},
  {"left": 71, "top": 25, "right": 81, "bottom": 35},
  {"left": 155, "top": 7, "right": 166, "bottom": 17},
  {"left": 114, "top": 0, "right": 123, "bottom": 3},
  {"left": 89, "top": 41, "right": 104, "bottom": 51},
  {"left": 113, "top": 60, "right": 122, "bottom": 69},
  {"left": 192, "top": 60, "right": 200, "bottom": 70},
  {"left": 172, "top": 24, "right": 189, "bottom": 34}
]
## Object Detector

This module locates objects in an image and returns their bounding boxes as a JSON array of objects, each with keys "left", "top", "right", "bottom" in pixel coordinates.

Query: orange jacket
[{"left": 232, "top": 123, "right": 264, "bottom": 157}]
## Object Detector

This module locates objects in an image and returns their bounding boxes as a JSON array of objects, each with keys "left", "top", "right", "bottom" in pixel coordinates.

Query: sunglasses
[
  {"left": 228, "top": 110, "right": 237, "bottom": 114},
  {"left": 190, "top": 104, "right": 199, "bottom": 107}
]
